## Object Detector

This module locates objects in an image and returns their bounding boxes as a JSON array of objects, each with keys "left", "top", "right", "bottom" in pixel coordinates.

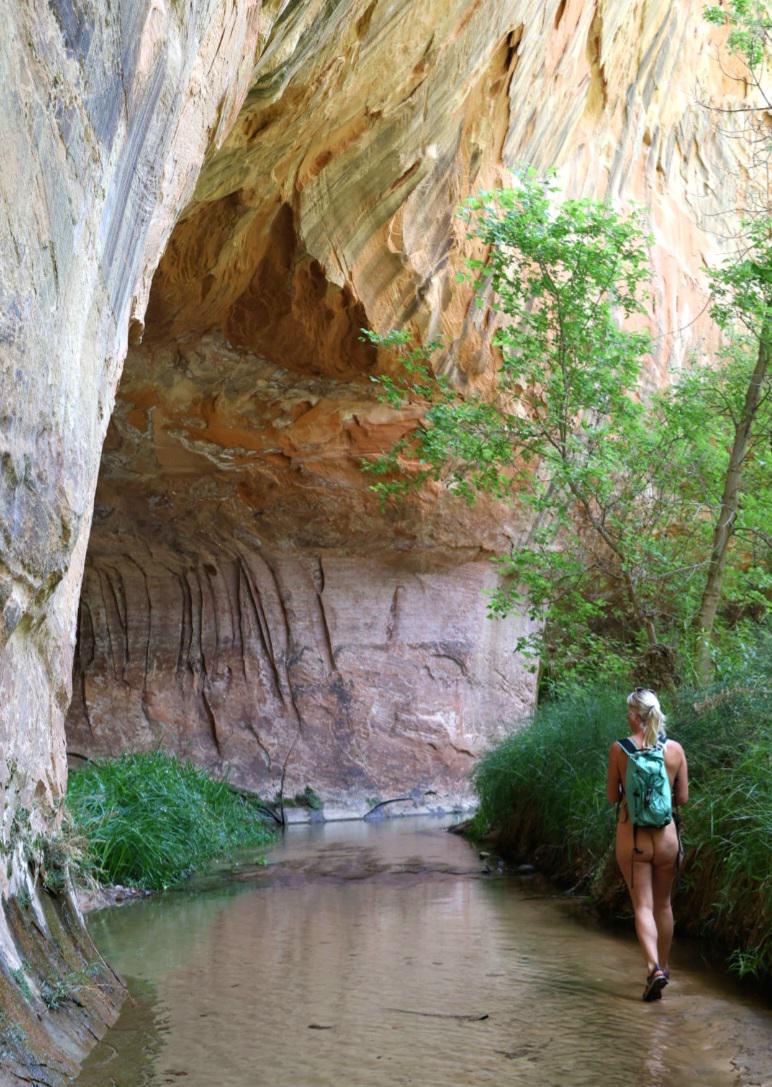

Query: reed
[
  {"left": 472, "top": 644, "right": 772, "bottom": 978},
  {"left": 67, "top": 751, "right": 275, "bottom": 890}
]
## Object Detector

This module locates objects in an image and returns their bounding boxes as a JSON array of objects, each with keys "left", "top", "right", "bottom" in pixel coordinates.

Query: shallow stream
[{"left": 75, "top": 816, "right": 771, "bottom": 1087}]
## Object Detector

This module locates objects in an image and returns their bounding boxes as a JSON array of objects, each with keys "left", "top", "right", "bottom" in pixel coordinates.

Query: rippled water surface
[{"left": 75, "top": 817, "right": 771, "bottom": 1087}]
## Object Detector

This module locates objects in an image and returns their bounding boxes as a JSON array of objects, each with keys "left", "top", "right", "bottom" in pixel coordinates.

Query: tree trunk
[{"left": 695, "top": 312, "right": 770, "bottom": 682}]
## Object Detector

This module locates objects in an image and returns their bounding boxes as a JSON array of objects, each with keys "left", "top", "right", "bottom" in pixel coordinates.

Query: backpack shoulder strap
[{"left": 617, "top": 737, "right": 638, "bottom": 756}]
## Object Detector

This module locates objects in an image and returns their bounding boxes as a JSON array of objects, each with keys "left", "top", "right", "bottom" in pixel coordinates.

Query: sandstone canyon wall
[
  {"left": 65, "top": 0, "right": 746, "bottom": 814},
  {"left": 0, "top": 1, "right": 261, "bottom": 1079},
  {"left": 0, "top": 0, "right": 748, "bottom": 1078}
]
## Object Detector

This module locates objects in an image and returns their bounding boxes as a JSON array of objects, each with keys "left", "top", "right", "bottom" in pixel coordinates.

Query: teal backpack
[{"left": 617, "top": 737, "right": 672, "bottom": 829}]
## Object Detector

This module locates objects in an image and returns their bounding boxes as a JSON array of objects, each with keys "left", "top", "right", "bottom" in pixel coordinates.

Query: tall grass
[
  {"left": 67, "top": 752, "right": 275, "bottom": 890},
  {"left": 473, "top": 647, "right": 772, "bottom": 978},
  {"left": 669, "top": 673, "right": 772, "bottom": 977},
  {"left": 472, "top": 686, "right": 622, "bottom": 880}
]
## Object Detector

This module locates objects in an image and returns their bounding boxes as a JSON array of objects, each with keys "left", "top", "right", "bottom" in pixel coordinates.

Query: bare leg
[
  {"left": 617, "top": 824, "right": 660, "bottom": 973},
  {"left": 652, "top": 854, "right": 677, "bottom": 972},
  {"left": 627, "top": 861, "right": 659, "bottom": 974}
]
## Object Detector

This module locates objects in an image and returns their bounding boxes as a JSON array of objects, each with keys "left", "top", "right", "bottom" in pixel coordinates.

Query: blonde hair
[{"left": 627, "top": 687, "right": 666, "bottom": 749}]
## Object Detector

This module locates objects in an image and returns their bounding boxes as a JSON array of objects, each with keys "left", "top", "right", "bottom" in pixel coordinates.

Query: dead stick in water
[
  {"left": 364, "top": 790, "right": 438, "bottom": 818},
  {"left": 363, "top": 797, "right": 412, "bottom": 817},
  {"left": 277, "top": 728, "right": 301, "bottom": 827},
  {"left": 386, "top": 1008, "right": 489, "bottom": 1021}
]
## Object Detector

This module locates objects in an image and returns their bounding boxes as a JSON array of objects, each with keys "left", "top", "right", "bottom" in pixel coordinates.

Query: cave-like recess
[{"left": 65, "top": 0, "right": 741, "bottom": 814}]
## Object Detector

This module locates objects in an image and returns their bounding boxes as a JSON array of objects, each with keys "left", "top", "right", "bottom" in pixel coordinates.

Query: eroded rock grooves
[
  {"left": 0, "top": 0, "right": 747, "bottom": 1079},
  {"left": 67, "top": 335, "right": 537, "bottom": 810}
]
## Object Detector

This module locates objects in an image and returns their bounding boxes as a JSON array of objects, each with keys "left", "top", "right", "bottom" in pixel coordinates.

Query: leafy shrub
[
  {"left": 294, "top": 785, "right": 324, "bottom": 811},
  {"left": 67, "top": 752, "right": 275, "bottom": 890}
]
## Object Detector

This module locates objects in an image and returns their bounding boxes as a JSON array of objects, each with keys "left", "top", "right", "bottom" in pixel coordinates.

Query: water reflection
[
  {"left": 74, "top": 817, "right": 771, "bottom": 1087},
  {"left": 76, "top": 978, "right": 168, "bottom": 1087}
]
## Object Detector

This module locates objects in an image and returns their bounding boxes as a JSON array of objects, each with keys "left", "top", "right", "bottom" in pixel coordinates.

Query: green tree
[
  {"left": 693, "top": 225, "right": 770, "bottom": 680},
  {"left": 704, "top": 1, "right": 769, "bottom": 78},
  {"left": 695, "top": 0, "right": 771, "bottom": 679},
  {"left": 363, "top": 172, "right": 770, "bottom": 690}
]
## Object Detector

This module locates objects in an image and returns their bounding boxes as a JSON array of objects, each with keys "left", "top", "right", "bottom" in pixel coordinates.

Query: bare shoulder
[
  {"left": 665, "top": 738, "right": 686, "bottom": 763},
  {"left": 608, "top": 739, "right": 624, "bottom": 763}
]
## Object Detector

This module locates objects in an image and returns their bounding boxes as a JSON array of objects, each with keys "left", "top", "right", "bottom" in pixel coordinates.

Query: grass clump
[
  {"left": 669, "top": 667, "right": 772, "bottom": 978},
  {"left": 472, "top": 686, "right": 621, "bottom": 879},
  {"left": 40, "top": 965, "right": 99, "bottom": 1010},
  {"left": 67, "top": 752, "right": 275, "bottom": 891},
  {"left": 10, "top": 967, "right": 32, "bottom": 1003},
  {"left": 472, "top": 647, "right": 772, "bottom": 979}
]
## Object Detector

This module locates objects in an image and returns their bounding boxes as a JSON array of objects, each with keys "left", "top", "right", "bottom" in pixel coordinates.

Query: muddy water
[{"left": 75, "top": 817, "right": 771, "bottom": 1087}]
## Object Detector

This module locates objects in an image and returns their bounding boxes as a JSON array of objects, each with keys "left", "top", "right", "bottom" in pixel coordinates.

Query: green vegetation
[
  {"left": 363, "top": 170, "right": 769, "bottom": 692},
  {"left": 294, "top": 785, "right": 324, "bottom": 811},
  {"left": 10, "top": 967, "right": 32, "bottom": 1003},
  {"left": 704, "top": 0, "right": 770, "bottom": 70},
  {"left": 67, "top": 752, "right": 276, "bottom": 891},
  {"left": 39, "top": 965, "right": 99, "bottom": 1011},
  {"left": 471, "top": 641, "right": 772, "bottom": 978}
]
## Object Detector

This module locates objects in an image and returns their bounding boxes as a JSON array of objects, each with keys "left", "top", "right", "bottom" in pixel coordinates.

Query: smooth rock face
[
  {"left": 1, "top": 0, "right": 260, "bottom": 863},
  {"left": 67, "top": 0, "right": 746, "bottom": 809},
  {"left": 0, "top": 0, "right": 260, "bottom": 1078}
]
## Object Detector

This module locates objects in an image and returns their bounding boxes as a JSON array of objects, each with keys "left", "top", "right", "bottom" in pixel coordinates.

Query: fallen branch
[
  {"left": 363, "top": 789, "right": 438, "bottom": 818},
  {"left": 66, "top": 750, "right": 95, "bottom": 764},
  {"left": 363, "top": 797, "right": 412, "bottom": 817},
  {"left": 692, "top": 685, "right": 753, "bottom": 715},
  {"left": 387, "top": 1008, "right": 489, "bottom": 1021},
  {"left": 277, "top": 729, "right": 301, "bottom": 827}
]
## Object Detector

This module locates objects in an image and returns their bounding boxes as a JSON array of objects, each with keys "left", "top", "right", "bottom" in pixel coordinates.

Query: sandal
[{"left": 642, "top": 966, "right": 668, "bottom": 1002}]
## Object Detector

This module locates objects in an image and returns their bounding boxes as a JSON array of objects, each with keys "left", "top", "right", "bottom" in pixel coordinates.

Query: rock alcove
[
  {"left": 60, "top": 3, "right": 546, "bottom": 812},
  {"left": 64, "top": 0, "right": 743, "bottom": 814}
]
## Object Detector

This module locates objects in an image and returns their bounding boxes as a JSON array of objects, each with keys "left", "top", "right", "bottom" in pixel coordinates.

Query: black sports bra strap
[{"left": 617, "top": 737, "right": 638, "bottom": 755}]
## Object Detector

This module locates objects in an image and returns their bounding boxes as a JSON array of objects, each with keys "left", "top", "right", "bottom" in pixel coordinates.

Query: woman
[{"left": 607, "top": 687, "right": 688, "bottom": 1001}]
